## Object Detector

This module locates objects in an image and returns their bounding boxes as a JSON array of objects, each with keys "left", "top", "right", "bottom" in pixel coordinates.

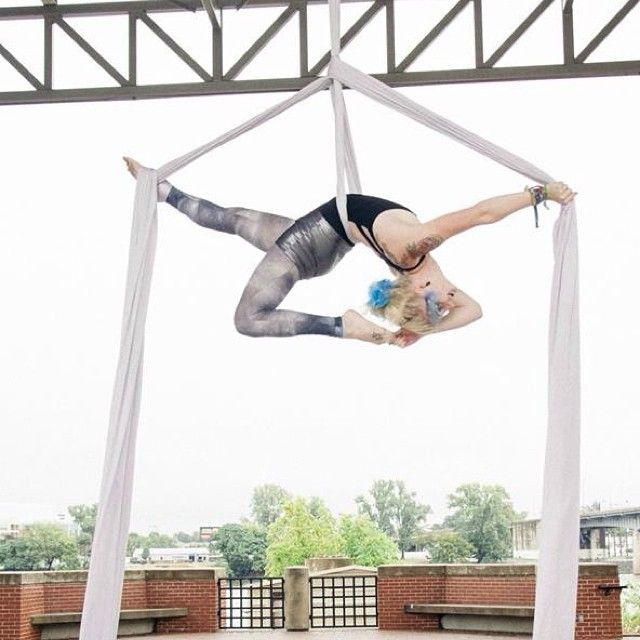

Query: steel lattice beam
[{"left": 0, "top": 0, "right": 639, "bottom": 106}]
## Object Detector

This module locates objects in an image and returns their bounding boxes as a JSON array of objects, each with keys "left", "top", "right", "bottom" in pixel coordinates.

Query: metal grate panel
[
  {"left": 218, "top": 576, "right": 284, "bottom": 629},
  {"left": 309, "top": 575, "right": 377, "bottom": 627}
]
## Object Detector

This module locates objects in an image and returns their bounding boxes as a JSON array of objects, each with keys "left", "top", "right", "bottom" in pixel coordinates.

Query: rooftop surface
[{"left": 130, "top": 632, "right": 530, "bottom": 639}]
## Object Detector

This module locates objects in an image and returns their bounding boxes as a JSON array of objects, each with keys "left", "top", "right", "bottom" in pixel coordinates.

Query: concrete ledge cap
[
  {"left": 445, "top": 564, "right": 536, "bottom": 577},
  {"left": 284, "top": 566, "right": 309, "bottom": 575},
  {"left": 0, "top": 571, "right": 148, "bottom": 585},
  {"left": 0, "top": 568, "right": 222, "bottom": 586},
  {"left": 378, "top": 563, "right": 618, "bottom": 579},
  {"left": 577, "top": 563, "right": 619, "bottom": 577},
  {"left": 378, "top": 565, "right": 447, "bottom": 577},
  {"left": 0, "top": 572, "right": 46, "bottom": 586}
]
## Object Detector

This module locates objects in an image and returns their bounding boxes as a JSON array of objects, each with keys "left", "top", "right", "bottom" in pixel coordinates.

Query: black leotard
[{"left": 318, "top": 194, "right": 425, "bottom": 273}]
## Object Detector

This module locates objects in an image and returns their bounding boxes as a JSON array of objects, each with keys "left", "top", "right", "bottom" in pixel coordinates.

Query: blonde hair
[{"left": 368, "top": 275, "right": 436, "bottom": 334}]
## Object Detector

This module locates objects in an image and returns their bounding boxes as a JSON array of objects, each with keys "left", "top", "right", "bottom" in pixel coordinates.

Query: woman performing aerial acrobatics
[{"left": 123, "top": 157, "right": 575, "bottom": 347}]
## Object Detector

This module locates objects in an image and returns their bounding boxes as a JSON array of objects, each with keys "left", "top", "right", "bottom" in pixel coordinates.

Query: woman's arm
[
  {"left": 431, "top": 289, "right": 483, "bottom": 333},
  {"left": 394, "top": 289, "right": 482, "bottom": 347},
  {"left": 405, "top": 182, "right": 575, "bottom": 259}
]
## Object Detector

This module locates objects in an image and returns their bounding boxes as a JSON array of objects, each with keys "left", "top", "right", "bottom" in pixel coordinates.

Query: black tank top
[{"left": 318, "top": 194, "right": 426, "bottom": 273}]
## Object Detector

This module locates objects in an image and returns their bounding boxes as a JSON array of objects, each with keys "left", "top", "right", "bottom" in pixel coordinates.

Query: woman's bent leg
[
  {"left": 163, "top": 183, "right": 294, "bottom": 251},
  {"left": 234, "top": 247, "right": 342, "bottom": 338}
]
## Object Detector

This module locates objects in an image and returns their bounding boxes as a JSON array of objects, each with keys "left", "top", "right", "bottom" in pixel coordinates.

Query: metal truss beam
[{"left": 0, "top": 0, "right": 639, "bottom": 106}]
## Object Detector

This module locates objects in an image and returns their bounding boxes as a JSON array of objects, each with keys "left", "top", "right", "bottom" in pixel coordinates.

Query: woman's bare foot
[
  {"left": 123, "top": 156, "right": 171, "bottom": 202},
  {"left": 123, "top": 156, "right": 142, "bottom": 179},
  {"left": 342, "top": 309, "right": 397, "bottom": 346}
]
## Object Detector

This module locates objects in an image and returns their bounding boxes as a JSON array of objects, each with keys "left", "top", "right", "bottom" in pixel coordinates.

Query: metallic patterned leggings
[{"left": 162, "top": 183, "right": 352, "bottom": 338}]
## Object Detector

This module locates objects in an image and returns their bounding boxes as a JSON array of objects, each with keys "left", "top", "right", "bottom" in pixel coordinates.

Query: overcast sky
[{"left": 1, "top": 0, "right": 639, "bottom": 534}]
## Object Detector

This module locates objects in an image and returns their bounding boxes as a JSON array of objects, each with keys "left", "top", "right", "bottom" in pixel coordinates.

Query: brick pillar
[
  {"left": 575, "top": 565, "right": 623, "bottom": 639},
  {"left": 0, "top": 573, "right": 44, "bottom": 640}
]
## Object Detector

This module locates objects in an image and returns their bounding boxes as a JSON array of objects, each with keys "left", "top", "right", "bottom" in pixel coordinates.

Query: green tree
[
  {"left": 622, "top": 580, "right": 640, "bottom": 634},
  {"left": 127, "top": 532, "right": 145, "bottom": 557},
  {"left": 212, "top": 523, "right": 267, "bottom": 577},
  {"left": 0, "top": 523, "right": 79, "bottom": 570},
  {"left": 443, "top": 483, "right": 523, "bottom": 563},
  {"left": 174, "top": 531, "right": 199, "bottom": 544},
  {"left": 423, "top": 531, "right": 474, "bottom": 563},
  {"left": 338, "top": 514, "right": 398, "bottom": 566},
  {"left": 145, "top": 531, "right": 176, "bottom": 548},
  {"left": 580, "top": 501, "right": 602, "bottom": 515},
  {"left": 356, "top": 480, "right": 431, "bottom": 558},
  {"left": 306, "top": 496, "right": 326, "bottom": 519},
  {"left": 265, "top": 498, "right": 342, "bottom": 575},
  {"left": 251, "top": 484, "right": 292, "bottom": 527},
  {"left": 68, "top": 503, "right": 97, "bottom": 568}
]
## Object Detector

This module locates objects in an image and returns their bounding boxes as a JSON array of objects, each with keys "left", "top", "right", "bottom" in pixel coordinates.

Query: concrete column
[
  {"left": 589, "top": 528, "right": 599, "bottom": 561},
  {"left": 284, "top": 566, "right": 310, "bottom": 631},
  {"left": 633, "top": 531, "right": 640, "bottom": 575}
]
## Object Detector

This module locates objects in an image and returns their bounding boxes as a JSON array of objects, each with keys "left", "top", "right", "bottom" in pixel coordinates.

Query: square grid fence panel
[
  {"left": 310, "top": 575, "right": 378, "bottom": 628},
  {"left": 218, "top": 577, "right": 284, "bottom": 629}
]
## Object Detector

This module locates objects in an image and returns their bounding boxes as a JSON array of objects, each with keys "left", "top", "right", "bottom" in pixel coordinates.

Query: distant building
[
  {"left": 0, "top": 503, "right": 77, "bottom": 538},
  {"left": 199, "top": 526, "right": 219, "bottom": 542},
  {"left": 0, "top": 523, "right": 21, "bottom": 538},
  {"left": 131, "top": 547, "right": 214, "bottom": 564}
]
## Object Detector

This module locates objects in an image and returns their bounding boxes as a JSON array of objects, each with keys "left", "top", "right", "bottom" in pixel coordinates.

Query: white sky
[{"left": 0, "top": 1, "right": 639, "bottom": 534}]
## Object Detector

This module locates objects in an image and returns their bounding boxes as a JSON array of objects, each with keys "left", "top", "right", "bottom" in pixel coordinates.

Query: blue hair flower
[{"left": 368, "top": 279, "right": 394, "bottom": 309}]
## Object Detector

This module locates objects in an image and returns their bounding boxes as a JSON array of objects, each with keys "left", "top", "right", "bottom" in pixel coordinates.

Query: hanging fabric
[
  {"left": 80, "top": 2, "right": 580, "bottom": 639},
  {"left": 329, "top": 53, "right": 580, "bottom": 640}
]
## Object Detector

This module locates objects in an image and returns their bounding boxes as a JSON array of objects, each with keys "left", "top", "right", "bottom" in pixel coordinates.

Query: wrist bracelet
[{"left": 524, "top": 184, "right": 549, "bottom": 228}]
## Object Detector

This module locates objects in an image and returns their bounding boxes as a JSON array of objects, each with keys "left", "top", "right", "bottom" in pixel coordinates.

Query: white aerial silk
[{"left": 80, "top": 1, "right": 580, "bottom": 638}]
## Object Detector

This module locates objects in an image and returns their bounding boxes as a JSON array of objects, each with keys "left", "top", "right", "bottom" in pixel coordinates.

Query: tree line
[{"left": 0, "top": 481, "right": 525, "bottom": 573}]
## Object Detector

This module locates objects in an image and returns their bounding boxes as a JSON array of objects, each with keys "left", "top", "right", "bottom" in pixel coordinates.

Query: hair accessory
[
  {"left": 368, "top": 279, "right": 393, "bottom": 309},
  {"left": 425, "top": 291, "right": 445, "bottom": 324}
]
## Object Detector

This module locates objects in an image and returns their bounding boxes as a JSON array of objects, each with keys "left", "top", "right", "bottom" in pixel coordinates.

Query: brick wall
[
  {"left": 378, "top": 563, "right": 622, "bottom": 639},
  {"left": 0, "top": 568, "right": 221, "bottom": 640},
  {"left": 377, "top": 566, "right": 445, "bottom": 631},
  {"left": 145, "top": 571, "right": 218, "bottom": 633}
]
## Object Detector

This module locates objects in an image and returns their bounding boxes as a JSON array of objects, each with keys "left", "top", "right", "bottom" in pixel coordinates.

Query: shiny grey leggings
[{"left": 162, "top": 183, "right": 351, "bottom": 338}]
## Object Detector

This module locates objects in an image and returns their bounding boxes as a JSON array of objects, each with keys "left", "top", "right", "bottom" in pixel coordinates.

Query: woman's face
[{"left": 413, "top": 279, "right": 456, "bottom": 320}]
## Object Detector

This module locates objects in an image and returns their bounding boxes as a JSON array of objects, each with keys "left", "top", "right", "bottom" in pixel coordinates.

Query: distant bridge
[
  {"left": 511, "top": 506, "right": 640, "bottom": 572},
  {"left": 580, "top": 507, "right": 640, "bottom": 531}
]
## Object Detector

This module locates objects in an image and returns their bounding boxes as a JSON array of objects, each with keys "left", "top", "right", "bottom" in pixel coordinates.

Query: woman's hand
[
  {"left": 546, "top": 181, "right": 576, "bottom": 205},
  {"left": 393, "top": 328, "right": 422, "bottom": 348},
  {"left": 342, "top": 309, "right": 397, "bottom": 346}
]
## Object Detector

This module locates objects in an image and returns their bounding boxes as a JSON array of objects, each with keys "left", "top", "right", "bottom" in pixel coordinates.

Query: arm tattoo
[
  {"left": 371, "top": 331, "right": 385, "bottom": 344},
  {"left": 406, "top": 234, "right": 444, "bottom": 258}
]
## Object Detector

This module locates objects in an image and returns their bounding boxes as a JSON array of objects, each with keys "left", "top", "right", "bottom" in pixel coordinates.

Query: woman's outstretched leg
[
  {"left": 164, "top": 185, "right": 294, "bottom": 252},
  {"left": 234, "top": 246, "right": 343, "bottom": 338},
  {"left": 123, "top": 157, "right": 293, "bottom": 251}
]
